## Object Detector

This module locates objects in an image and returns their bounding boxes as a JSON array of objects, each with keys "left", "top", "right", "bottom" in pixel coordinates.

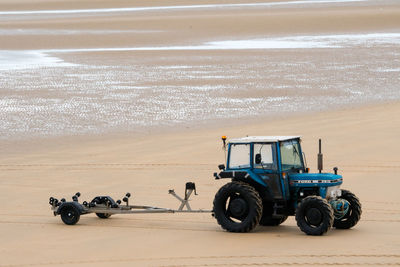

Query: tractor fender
[
  {"left": 214, "top": 170, "right": 249, "bottom": 180},
  {"left": 56, "top": 201, "right": 84, "bottom": 215},
  {"left": 214, "top": 170, "right": 267, "bottom": 186},
  {"left": 214, "top": 170, "right": 274, "bottom": 201}
]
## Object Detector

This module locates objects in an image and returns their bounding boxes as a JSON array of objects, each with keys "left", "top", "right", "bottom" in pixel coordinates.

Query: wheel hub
[
  {"left": 306, "top": 208, "right": 322, "bottom": 225},
  {"left": 330, "top": 199, "right": 350, "bottom": 219},
  {"left": 229, "top": 198, "right": 248, "bottom": 218}
]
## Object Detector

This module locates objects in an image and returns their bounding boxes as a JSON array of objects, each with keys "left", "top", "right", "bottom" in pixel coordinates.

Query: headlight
[{"left": 326, "top": 186, "right": 341, "bottom": 199}]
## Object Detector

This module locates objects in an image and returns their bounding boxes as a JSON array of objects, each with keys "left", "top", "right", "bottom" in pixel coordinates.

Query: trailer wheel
[
  {"left": 296, "top": 196, "right": 333, "bottom": 235},
  {"left": 333, "top": 190, "right": 362, "bottom": 229},
  {"left": 60, "top": 204, "right": 81, "bottom": 225},
  {"left": 213, "top": 181, "right": 262, "bottom": 233},
  {"left": 96, "top": 213, "right": 111, "bottom": 219}
]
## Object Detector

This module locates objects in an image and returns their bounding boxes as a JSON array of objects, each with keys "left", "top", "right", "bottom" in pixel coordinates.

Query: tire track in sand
[
  {"left": 1, "top": 254, "right": 399, "bottom": 267},
  {"left": 1, "top": 162, "right": 399, "bottom": 171}
]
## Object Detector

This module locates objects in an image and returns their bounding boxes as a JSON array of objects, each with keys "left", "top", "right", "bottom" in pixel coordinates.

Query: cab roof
[{"left": 229, "top": 136, "right": 301, "bottom": 143}]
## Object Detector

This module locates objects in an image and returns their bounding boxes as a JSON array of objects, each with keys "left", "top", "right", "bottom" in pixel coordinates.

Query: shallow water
[
  {"left": 28, "top": 33, "right": 400, "bottom": 52},
  {"left": 1, "top": 32, "right": 399, "bottom": 140}
]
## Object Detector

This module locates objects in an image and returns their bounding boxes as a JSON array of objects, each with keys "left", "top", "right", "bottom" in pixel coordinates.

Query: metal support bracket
[
  {"left": 168, "top": 182, "right": 199, "bottom": 211},
  {"left": 168, "top": 189, "right": 193, "bottom": 211}
]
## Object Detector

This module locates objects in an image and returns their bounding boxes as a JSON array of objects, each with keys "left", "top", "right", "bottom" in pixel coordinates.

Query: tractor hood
[{"left": 289, "top": 173, "right": 343, "bottom": 187}]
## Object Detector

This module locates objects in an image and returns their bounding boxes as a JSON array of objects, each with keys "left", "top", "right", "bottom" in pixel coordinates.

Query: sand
[
  {"left": 0, "top": 0, "right": 400, "bottom": 266},
  {"left": 1, "top": 102, "right": 399, "bottom": 266}
]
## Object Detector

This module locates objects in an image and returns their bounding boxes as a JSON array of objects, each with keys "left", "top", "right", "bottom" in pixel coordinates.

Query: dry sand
[
  {"left": 0, "top": 0, "right": 400, "bottom": 266},
  {"left": 1, "top": 102, "right": 399, "bottom": 266}
]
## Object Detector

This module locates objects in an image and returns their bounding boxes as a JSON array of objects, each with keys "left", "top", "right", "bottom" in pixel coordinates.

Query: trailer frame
[{"left": 49, "top": 182, "right": 211, "bottom": 225}]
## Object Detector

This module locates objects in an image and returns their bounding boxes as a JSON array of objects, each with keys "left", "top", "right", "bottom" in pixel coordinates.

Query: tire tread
[
  {"left": 213, "top": 181, "right": 262, "bottom": 233},
  {"left": 295, "top": 196, "right": 334, "bottom": 235},
  {"left": 333, "top": 189, "right": 362, "bottom": 229}
]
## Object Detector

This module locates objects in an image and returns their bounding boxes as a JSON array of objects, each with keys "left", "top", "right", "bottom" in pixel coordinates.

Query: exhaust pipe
[{"left": 318, "top": 139, "right": 323, "bottom": 173}]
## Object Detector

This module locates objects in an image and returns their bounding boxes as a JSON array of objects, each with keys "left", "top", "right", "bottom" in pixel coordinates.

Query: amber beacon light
[{"left": 221, "top": 136, "right": 227, "bottom": 147}]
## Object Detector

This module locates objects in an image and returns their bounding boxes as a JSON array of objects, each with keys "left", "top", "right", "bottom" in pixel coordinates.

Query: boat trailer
[{"left": 49, "top": 182, "right": 211, "bottom": 225}]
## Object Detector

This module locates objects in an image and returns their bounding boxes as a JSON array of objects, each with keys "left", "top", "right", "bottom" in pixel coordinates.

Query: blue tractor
[{"left": 212, "top": 136, "right": 361, "bottom": 235}]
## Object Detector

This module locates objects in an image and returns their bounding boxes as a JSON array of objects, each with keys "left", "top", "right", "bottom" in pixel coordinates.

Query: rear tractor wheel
[
  {"left": 213, "top": 181, "right": 262, "bottom": 232},
  {"left": 332, "top": 189, "right": 362, "bottom": 229},
  {"left": 295, "top": 196, "right": 334, "bottom": 235}
]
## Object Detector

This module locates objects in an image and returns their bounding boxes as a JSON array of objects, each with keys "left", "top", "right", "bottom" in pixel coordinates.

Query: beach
[{"left": 0, "top": 0, "right": 399, "bottom": 266}]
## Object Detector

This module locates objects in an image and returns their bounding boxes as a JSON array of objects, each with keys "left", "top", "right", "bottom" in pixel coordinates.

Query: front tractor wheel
[
  {"left": 333, "top": 189, "right": 362, "bottom": 229},
  {"left": 296, "top": 196, "right": 334, "bottom": 235},
  {"left": 213, "top": 181, "right": 262, "bottom": 232}
]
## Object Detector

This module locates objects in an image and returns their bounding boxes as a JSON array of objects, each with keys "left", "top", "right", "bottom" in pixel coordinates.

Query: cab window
[
  {"left": 253, "top": 143, "right": 277, "bottom": 170},
  {"left": 229, "top": 144, "right": 250, "bottom": 169}
]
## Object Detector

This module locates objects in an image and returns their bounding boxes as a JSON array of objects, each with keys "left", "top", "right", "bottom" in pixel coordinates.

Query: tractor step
[{"left": 272, "top": 202, "right": 287, "bottom": 217}]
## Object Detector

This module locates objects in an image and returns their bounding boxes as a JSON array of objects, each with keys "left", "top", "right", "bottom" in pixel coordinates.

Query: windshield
[{"left": 280, "top": 140, "right": 303, "bottom": 171}]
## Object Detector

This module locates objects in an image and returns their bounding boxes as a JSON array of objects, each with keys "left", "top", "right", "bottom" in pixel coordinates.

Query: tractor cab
[
  {"left": 227, "top": 136, "right": 306, "bottom": 172},
  {"left": 215, "top": 136, "right": 309, "bottom": 201}
]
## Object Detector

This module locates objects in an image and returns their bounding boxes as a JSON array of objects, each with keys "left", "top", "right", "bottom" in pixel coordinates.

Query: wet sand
[
  {"left": 1, "top": 0, "right": 400, "bottom": 140},
  {"left": 0, "top": 0, "right": 400, "bottom": 266}
]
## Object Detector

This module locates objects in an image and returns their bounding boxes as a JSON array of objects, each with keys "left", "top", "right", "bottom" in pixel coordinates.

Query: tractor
[{"left": 212, "top": 136, "right": 361, "bottom": 235}]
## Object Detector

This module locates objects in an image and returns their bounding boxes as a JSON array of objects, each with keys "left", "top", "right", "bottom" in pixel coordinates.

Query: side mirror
[
  {"left": 218, "top": 164, "right": 225, "bottom": 170},
  {"left": 255, "top": 154, "right": 262, "bottom": 164}
]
